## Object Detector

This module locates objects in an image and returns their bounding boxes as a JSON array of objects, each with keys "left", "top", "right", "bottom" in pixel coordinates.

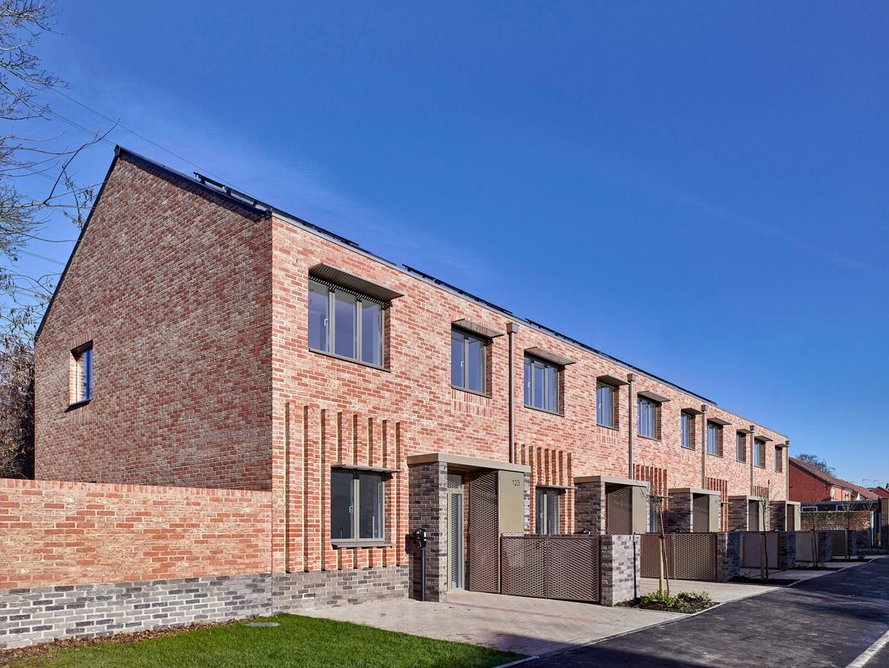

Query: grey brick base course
[{"left": 0, "top": 566, "right": 409, "bottom": 650}]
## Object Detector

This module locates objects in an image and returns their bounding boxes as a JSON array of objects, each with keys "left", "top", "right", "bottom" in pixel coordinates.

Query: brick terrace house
[
  {"left": 789, "top": 457, "right": 878, "bottom": 503},
  {"left": 34, "top": 147, "right": 791, "bottom": 604}
]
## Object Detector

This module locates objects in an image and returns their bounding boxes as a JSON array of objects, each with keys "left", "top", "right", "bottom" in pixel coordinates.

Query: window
[
  {"left": 775, "top": 446, "right": 783, "bottom": 473},
  {"left": 70, "top": 342, "right": 93, "bottom": 405},
  {"left": 680, "top": 412, "right": 695, "bottom": 449},
  {"left": 637, "top": 396, "right": 660, "bottom": 439},
  {"left": 535, "top": 488, "right": 561, "bottom": 535},
  {"left": 596, "top": 382, "right": 616, "bottom": 428},
  {"left": 706, "top": 422, "right": 723, "bottom": 456},
  {"left": 524, "top": 355, "right": 560, "bottom": 414},
  {"left": 736, "top": 432, "right": 747, "bottom": 463},
  {"left": 451, "top": 329, "right": 487, "bottom": 394},
  {"left": 331, "top": 469, "right": 385, "bottom": 542},
  {"left": 308, "top": 279, "right": 384, "bottom": 367},
  {"left": 754, "top": 438, "right": 766, "bottom": 468}
]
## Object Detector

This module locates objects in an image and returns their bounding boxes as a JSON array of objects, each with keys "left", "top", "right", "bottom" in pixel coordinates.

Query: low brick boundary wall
[
  {"left": 0, "top": 479, "right": 272, "bottom": 589},
  {"left": 1, "top": 566, "right": 409, "bottom": 650}
]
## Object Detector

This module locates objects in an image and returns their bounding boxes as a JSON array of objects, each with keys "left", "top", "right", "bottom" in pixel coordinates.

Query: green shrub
[{"left": 638, "top": 590, "right": 712, "bottom": 613}]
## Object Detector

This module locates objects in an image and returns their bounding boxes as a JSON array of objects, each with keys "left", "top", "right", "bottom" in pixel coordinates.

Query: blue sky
[{"left": 13, "top": 2, "right": 889, "bottom": 485}]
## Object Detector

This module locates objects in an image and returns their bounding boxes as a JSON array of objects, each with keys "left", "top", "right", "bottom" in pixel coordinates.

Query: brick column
[
  {"left": 728, "top": 497, "right": 748, "bottom": 531},
  {"left": 715, "top": 532, "right": 740, "bottom": 582},
  {"left": 408, "top": 461, "right": 448, "bottom": 602},
  {"left": 575, "top": 480, "right": 606, "bottom": 534},
  {"left": 777, "top": 531, "right": 796, "bottom": 569},
  {"left": 770, "top": 501, "right": 788, "bottom": 531},
  {"left": 667, "top": 490, "right": 693, "bottom": 533},
  {"left": 599, "top": 534, "right": 640, "bottom": 606}
]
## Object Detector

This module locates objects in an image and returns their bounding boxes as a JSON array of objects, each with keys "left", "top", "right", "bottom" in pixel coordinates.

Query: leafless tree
[{"left": 0, "top": 1, "right": 107, "bottom": 477}]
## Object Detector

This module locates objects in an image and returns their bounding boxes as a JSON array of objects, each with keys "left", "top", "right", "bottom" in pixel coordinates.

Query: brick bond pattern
[
  {"left": 408, "top": 462, "right": 448, "bottom": 602},
  {"left": 0, "top": 479, "right": 271, "bottom": 590},
  {"left": 0, "top": 568, "right": 408, "bottom": 650},
  {"left": 22, "top": 150, "right": 793, "bottom": 642},
  {"left": 575, "top": 481, "right": 606, "bottom": 534},
  {"left": 599, "top": 535, "right": 640, "bottom": 606}
]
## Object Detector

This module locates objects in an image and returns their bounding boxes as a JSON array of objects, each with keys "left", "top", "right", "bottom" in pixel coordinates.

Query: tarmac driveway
[{"left": 538, "top": 557, "right": 889, "bottom": 667}]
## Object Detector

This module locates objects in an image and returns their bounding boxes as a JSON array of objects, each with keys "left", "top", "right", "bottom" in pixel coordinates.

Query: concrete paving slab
[
  {"left": 298, "top": 590, "right": 682, "bottom": 657},
  {"left": 640, "top": 577, "right": 776, "bottom": 603}
]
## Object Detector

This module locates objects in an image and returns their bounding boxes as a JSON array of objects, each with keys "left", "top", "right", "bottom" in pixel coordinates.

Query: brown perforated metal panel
[
  {"left": 693, "top": 495, "right": 710, "bottom": 533},
  {"left": 828, "top": 529, "right": 848, "bottom": 558},
  {"left": 748, "top": 501, "right": 762, "bottom": 531},
  {"left": 640, "top": 533, "right": 717, "bottom": 581},
  {"left": 796, "top": 531, "right": 815, "bottom": 562},
  {"left": 606, "top": 485, "right": 633, "bottom": 535},
  {"left": 740, "top": 532, "right": 779, "bottom": 569},
  {"left": 468, "top": 471, "right": 500, "bottom": 593},
  {"left": 501, "top": 535, "right": 600, "bottom": 602}
]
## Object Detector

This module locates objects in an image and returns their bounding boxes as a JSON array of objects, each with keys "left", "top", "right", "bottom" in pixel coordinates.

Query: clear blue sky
[{"left": 15, "top": 2, "right": 889, "bottom": 485}]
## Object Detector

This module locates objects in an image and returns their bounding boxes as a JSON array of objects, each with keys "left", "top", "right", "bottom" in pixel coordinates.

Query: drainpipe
[
  {"left": 784, "top": 439, "right": 790, "bottom": 503},
  {"left": 507, "top": 322, "right": 519, "bottom": 463},
  {"left": 627, "top": 373, "right": 636, "bottom": 479},
  {"left": 700, "top": 404, "right": 708, "bottom": 488},
  {"left": 749, "top": 425, "right": 755, "bottom": 497}
]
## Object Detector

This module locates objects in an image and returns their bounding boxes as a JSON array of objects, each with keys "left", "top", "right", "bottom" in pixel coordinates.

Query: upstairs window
[
  {"left": 637, "top": 397, "right": 660, "bottom": 439},
  {"left": 535, "top": 488, "right": 561, "bottom": 535},
  {"left": 451, "top": 328, "right": 487, "bottom": 394},
  {"left": 680, "top": 412, "right": 695, "bottom": 449},
  {"left": 524, "top": 355, "right": 561, "bottom": 414},
  {"left": 309, "top": 278, "right": 384, "bottom": 367},
  {"left": 596, "top": 382, "right": 616, "bottom": 428},
  {"left": 331, "top": 469, "right": 385, "bottom": 543},
  {"left": 707, "top": 422, "right": 723, "bottom": 456},
  {"left": 70, "top": 342, "right": 93, "bottom": 405},
  {"left": 754, "top": 438, "right": 766, "bottom": 468},
  {"left": 736, "top": 432, "right": 747, "bottom": 463},
  {"left": 775, "top": 446, "right": 783, "bottom": 473}
]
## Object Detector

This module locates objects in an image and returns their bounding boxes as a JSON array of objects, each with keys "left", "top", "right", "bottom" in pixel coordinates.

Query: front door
[{"left": 448, "top": 474, "right": 464, "bottom": 589}]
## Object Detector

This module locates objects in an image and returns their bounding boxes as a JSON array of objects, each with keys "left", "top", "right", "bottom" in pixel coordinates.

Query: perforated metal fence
[
  {"left": 739, "top": 532, "right": 779, "bottom": 569},
  {"left": 468, "top": 472, "right": 500, "bottom": 593},
  {"left": 606, "top": 485, "right": 633, "bottom": 535},
  {"left": 640, "top": 533, "right": 718, "bottom": 581},
  {"left": 828, "top": 529, "right": 848, "bottom": 558},
  {"left": 501, "top": 535, "right": 600, "bottom": 603}
]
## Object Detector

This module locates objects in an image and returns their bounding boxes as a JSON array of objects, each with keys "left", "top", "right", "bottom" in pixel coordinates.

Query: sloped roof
[
  {"left": 790, "top": 457, "right": 878, "bottom": 500},
  {"left": 871, "top": 486, "right": 889, "bottom": 498}
]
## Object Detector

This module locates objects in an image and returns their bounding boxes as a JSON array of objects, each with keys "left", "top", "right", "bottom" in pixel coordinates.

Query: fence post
[
  {"left": 716, "top": 532, "right": 740, "bottom": 582},
  {"left": 599, "top": 534, "right": 641, "bottom": 607}
]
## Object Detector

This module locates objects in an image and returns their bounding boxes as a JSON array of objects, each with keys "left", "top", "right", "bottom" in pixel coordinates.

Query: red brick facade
[
  {"left": 0, "top": 478, "right": 271, "bottom": 589},
  {"left": 34, "top": 149, "right": 791, "bottom": 578}
]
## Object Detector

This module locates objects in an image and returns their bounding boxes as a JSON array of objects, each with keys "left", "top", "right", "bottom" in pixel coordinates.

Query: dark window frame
[
  {"left": 680, "top": 411, "right": 695, "bottom": 449},
  {"left": 69, "top": 341, "right": 93, "bottom": 409},
  {"left": 774, "top": 446, "right": 783, "bottom": 473},
  {"left": 753, "top": 438, "right": 767, "bottom": 469},
  {"left": 450, "top": 327, "right": 489, "bottom": 396},
  {"left": 330, "top": 468, "right": 387, "bottom": 546},
  {"left": 706, "top": 421, "right": 723, "bottom": 457},
  {"left": 596, "top": 382, "right": 617, "bottom": 429},
  {"left": 308, "top": 278, "right": 387, "bottom": 370},
  {"left": 637, "top": 396, "right": 661, "bottom": 439},
  {"left": 535, "top": 487, "right": 562, "bottom": 535},
  {"left": 523, "top": 354, "right": 562, "bottom": 415},
  {"left": 736, "top": 432, "right": 747, "bottom": 463}
]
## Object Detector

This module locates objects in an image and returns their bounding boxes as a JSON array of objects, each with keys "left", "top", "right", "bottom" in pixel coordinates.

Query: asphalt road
[{"left": 537, "top": 558, "right": 889, "bottom": 668}]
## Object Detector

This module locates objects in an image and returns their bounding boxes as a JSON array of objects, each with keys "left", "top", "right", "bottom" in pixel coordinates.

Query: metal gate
[
  {"left": 693, "top": 495, "right": 711, "bottom": 533},
  {"left": 606, "top": 485, "right": 633, "bottom": 534},
  {"left": 501, "top": 535, "right": 600, "bottom": 603},
  {"left": 796, "top": 531, "right": 816, "bottom": 562},
  {"left": 740, "top": 532, "right": 779, "bottom": 569},
  {"left": 828, "top": 530, "right": 848, "bottom": 558},
  {"left": 468, "top": 471, "right": 500, "bottom": 593},
  {"left": 640, "top": 534, "right": 718, "bottom": 581}
]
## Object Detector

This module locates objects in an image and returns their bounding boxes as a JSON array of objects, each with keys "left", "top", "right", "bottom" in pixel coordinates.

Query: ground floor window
[
  {"left": 331, "top": 469, "right": 385, "bottom": 542},
  {"left": 535, "top": 487, "right": 561, "bottom": 535}
]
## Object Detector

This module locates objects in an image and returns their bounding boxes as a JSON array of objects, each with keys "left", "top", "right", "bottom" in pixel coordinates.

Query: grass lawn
[{"left": 9, "top": 614, "right": 523, "bottom": 668}]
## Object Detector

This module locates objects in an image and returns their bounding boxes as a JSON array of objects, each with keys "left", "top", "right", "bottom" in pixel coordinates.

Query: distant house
[
  {"left": 789, "top": 457, "right": 878, "bottom": 503},
  {"left": 871, "top": 486, "right": 889, "bottom": 498}
]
